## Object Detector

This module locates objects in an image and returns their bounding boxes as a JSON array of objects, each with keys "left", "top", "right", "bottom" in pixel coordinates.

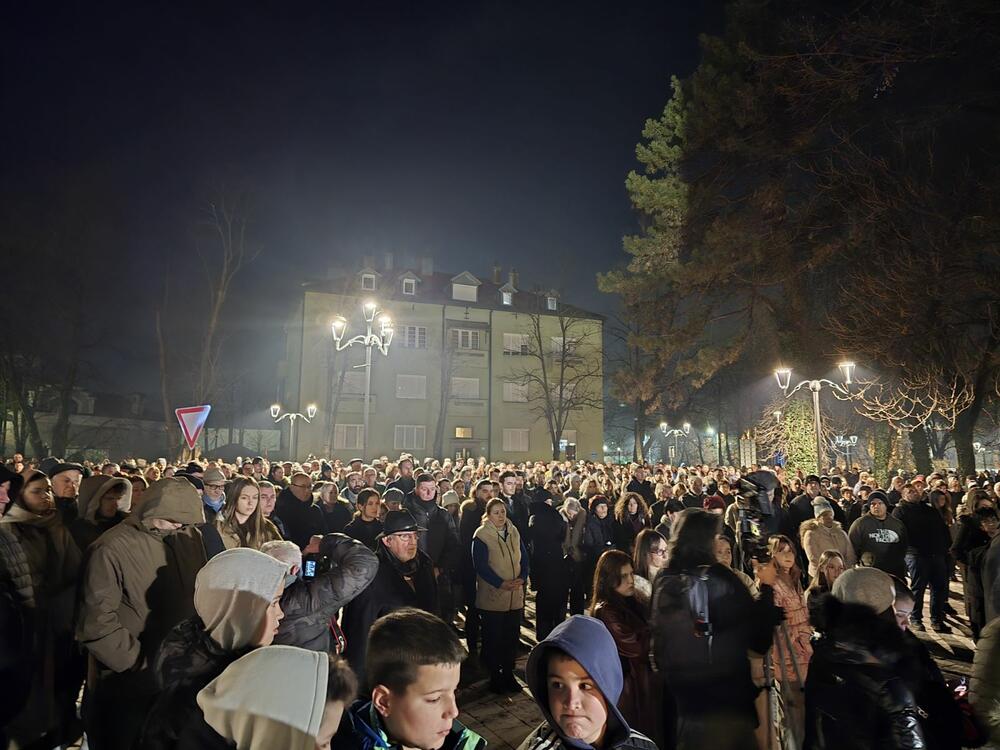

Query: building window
[
  {"left": 454, "top": 426, "right": 473, "bottom": 439},
  {"left": 394, "top": 424, "right": 426, "bottom": 450},
  {"left": 550, "top": 336, "right": 579, "bottom": 358},
  {"left": 452, "top": 283, "right": 477, "bottom": 302},
  {"left": 339, "top": 371, "right": 365, "bottom": 394},
  {"left": 334, "top": 424, "right": 364, "bottom": 450},
  {"left": 361, "top": 274, "right": 376, "bottom": 291},
  {"left": 503, "top": 333, "right": 529, "bottom": 355},
  {"left": 561, "top": 429, "right": 578, "bottom": 445},
  {"left": 450, "top": 377, "right": 480, "bottom": 399},
  {"left": 503, "top": 428, "right": 530, "bottom": 452},
  {"left": 395, "top": 374, "right": 427, "bottom": 399},
  {"left": 399, "top": 325, "right": 427, "bottom": 349},
  {"left": 450, "top": 328, "right": 481, "bottom": 350},
  {"left": 546, "top": 296, "right": 557, "bottom": 311},
  {"left": 501, "top": 290, "right": 512, "bottom": 306},
  {"left": 503, "top": 381, "right": 528, "bottom": 403},
  {"left": 402, "top": 278, "right": 416, "bottom": 296}
]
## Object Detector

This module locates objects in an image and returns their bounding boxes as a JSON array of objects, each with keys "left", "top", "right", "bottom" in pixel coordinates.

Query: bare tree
[
  {"left": 510, "top": 308, "right": 603, "bottom": 460},
  {"left": 605, "top": 314, "right": 661, "bottom": 462}
]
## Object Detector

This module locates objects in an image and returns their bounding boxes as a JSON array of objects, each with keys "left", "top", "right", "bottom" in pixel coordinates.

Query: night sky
[{"left": 3, "top": 1, "right": 720, "bottom": 392}]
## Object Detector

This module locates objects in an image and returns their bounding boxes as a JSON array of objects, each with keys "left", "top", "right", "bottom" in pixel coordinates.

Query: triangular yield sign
[{"left": 175, "top": 405, "right": 212, "bottom": 450}]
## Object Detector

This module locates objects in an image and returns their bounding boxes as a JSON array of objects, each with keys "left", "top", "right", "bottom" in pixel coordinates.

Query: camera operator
[
  {"left": 652, "top": 508, "right": 783, "bottom": 750},
  {"left": 261, "top": 533, "right": 378, "bottom": 653}
]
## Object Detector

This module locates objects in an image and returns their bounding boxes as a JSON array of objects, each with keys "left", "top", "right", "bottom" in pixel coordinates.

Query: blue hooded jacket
[{"left": 521, "top": 616, "right": 657, "bottom": 750}]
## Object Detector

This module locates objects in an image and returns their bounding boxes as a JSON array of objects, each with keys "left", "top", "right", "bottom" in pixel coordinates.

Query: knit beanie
[
  {"left": 441, "top": 490, "right": 461, "bottom": 508},
  {"left": 831, "top": 567, "right": 896, "bottom": 614},
  {"left": 812, "top": 499, "right": 835, "bottom": 518},
  {"left": 194, "top": 548, "right": 288, "bottom": 650}
]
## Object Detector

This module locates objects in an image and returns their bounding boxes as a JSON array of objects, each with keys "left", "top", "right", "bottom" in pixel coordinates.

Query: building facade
[{"left": 281, "top": 259, "right": 604, "bottom": 462}]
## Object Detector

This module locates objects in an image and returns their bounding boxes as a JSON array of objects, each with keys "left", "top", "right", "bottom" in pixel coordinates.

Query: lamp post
[
  {"left": 270, "top": 402, "right": 317, "bottom": 460},
  {"left": 774, "top": 361, "right": 854, "bottom": 474},
  {"left": 705, "top": 426, "right": 723, "bottom": 467},
  {"left": 659, "top": 421, "right": 691, "bottom": 464},
  {"left": 834, "top": 434, "right": 859, "bottom": 471},
  {"left": 331, "top": 300, "right": 393, "bottom": 456},
  {"left": 974, "top": 441, "right": 985, "bottom": 471}
]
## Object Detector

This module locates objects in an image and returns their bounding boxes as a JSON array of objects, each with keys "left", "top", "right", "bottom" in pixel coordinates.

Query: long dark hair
[
  {"left": 632, "top": 528, "right": 666, "bottom": 580},
  {"left": 665, "top": 508, "right": 720, "bottom": 572},
  {"left": 591, "top": 549, "right": 632, "bottom": 610}
]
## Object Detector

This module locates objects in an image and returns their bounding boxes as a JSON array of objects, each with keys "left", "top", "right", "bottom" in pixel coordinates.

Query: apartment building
[{"left": 280, "top": 257, "right": 604, "bottom": 462}]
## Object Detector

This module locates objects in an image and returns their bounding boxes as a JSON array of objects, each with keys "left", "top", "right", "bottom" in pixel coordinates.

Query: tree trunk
[
  {"left": 156, "top": 307, "right": 183, "bottom": 459},
  {"left": 872, "top": 422, "right": 892, "bottom": 487},
  {"left": 909, "top": 423, "right": 933, "bottom": 475},
  {"left": 633, "top": 402, "right": 646, "bottom": 463},
  {"left": 952, "top": 409, "right": 978, "bottom": 478}
]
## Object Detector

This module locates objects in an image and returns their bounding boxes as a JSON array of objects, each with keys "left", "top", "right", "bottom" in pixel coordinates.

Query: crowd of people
[{"left": 0, "top": 449, "right": 998, "bottom": 750}]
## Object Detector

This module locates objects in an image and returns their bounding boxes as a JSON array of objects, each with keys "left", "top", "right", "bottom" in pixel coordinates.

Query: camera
[
  {"left": 732, "top": 471, "right": 780, "bottom": 572},
  {"left": 301, "top": 553, "right": 330, "bottom": 580}
]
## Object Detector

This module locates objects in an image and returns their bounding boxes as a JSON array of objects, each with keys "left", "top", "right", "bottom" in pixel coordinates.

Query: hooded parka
[
  {"left": 69, "top": 474, "right": 131, "bottom": 553},
  {"left": 77, "top": 477, "right": 208, "bottom": 750}
]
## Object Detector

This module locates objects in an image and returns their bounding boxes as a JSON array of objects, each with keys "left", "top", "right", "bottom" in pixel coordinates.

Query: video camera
[
  {"left": 733, "top": 471, "right": 779, "bottom": 571},
  {"left": 301, "top": 552, "right": 331, "bottom": 579}
]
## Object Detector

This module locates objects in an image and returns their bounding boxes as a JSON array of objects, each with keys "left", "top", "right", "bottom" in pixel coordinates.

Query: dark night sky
[{"left": 2, "top": 1, "right": 720, "bottom": 393}]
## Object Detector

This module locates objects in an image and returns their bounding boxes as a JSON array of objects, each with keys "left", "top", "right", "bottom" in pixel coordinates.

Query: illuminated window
[
  {"left": 501, "top": 290, "right": 512, "bottom": 306},
  {"left": 454, "top": 426, "right": 473, "bottom": 439},
  {"left": 402, "top": 278, "right": 416, "bottom": 295},
  {"left": 546, "top": 296, "right": 557, "bottom": 311}
]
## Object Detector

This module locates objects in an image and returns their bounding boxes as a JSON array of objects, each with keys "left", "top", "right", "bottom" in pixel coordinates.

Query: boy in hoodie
[
  {"left": 520, "top": 615, "right": 657, "bottom": 750},
  {"left": 334, "top": 607, "right": 484, "bottom": 750}
]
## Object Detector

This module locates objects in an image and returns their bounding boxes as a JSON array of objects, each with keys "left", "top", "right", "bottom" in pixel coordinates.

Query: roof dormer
[
  {"left": 544, "top": 289, "right": 559, "bottom": 311},
  {"left": 498, "top": 281, "right": 516, "bottom": 307},
  {"left": 398, "top": 270, "right": 420, "bottom": 296},
  {"left": 450, "top": 271, "right": 481, "bottom": 303},
  {"left": 358, "top": 267, "right": 381, "bottom": 291}
]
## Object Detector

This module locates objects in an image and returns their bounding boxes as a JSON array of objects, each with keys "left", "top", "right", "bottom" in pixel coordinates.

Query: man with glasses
[
  {"left": 342, "top": 509, "right": 439, "bottom": 686},
  {"left": 273, "top": 471, "right": 326, "bottom": 549},
  {"left": 201, "top": 467, "right": 227, "bottom": 523}
]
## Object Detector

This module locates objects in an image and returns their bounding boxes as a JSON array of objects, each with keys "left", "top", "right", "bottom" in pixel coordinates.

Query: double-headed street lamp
[
  {"left": 331, "top": 300, "right": 394, "bottom": 456},
  {"left": 974, "top": 441, "right": 986, "bottom": 471},
  {"left": 659, "top": 421, "right": 691, "bottom": 464},
  {"left": 774, "top": 361, "right": 855, "bottom": 474},
  {"left": 270, "top": 403, "right": 317, "bottom": 460},
  {"left": 833, "top": 434, "right": 859, "bottom": 470}
]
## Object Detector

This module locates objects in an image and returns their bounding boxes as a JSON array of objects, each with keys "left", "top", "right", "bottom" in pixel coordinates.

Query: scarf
[
  {"left": 204, "top": 496, "right": 225, "bottom": 513},
  {"left": 0, "top": 502, "right": 60, "bottom": 528},
  {"left": 376, "top": 539, "right": 421, "bottom": 578}
]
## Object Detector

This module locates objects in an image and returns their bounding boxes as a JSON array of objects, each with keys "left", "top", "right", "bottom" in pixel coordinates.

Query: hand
[
  {"left": 753, "top": 559, "right": 778, "bottom": 587},
  {"left": 303, "top": 535, "right": 323, "bottom": 555}
]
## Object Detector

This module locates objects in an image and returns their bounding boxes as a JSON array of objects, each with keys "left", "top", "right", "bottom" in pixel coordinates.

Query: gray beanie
[
  {"left": 831, "top": 567, "right": 896, "bottom": 614},
  {"left": 812, "top": 499, "right": 835, "bottom": 519}
]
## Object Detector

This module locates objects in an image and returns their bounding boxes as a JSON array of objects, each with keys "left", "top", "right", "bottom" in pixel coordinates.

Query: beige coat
[
  {"left": 474, "top": 521, "right": 524, "bottom": 612},
  {"left": 800, "top": 518, "right": 856, "bottom": 577}
]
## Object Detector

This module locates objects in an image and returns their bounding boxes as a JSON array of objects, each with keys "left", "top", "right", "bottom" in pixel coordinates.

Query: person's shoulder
[
  {"left": 516, "top": 723, "right": 563, "bottom": 750},
  {"left": 618, "top": 729, "right": 658, "bottom": 750}
]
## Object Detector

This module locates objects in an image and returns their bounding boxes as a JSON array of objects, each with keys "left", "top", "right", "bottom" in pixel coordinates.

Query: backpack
[{"left": 652, "top": 565, "right": 715, "bottom": 675}]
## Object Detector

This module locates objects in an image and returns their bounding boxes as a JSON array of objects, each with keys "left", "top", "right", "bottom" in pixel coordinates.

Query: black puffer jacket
[
  {"left": 804, "top": 595, "right": 926, "bottom": 750},
  {"left": 582, "top": 512, "right": 615, "bottom": 563},
  {"left": 140, "top": 616, "right": 250, "bottom": 750},
  {"left": 273, "top": 533, "right": 378, "bottom": 652},
  {"left": 527, "top": 500, "right": 568, "bottom": 591}
]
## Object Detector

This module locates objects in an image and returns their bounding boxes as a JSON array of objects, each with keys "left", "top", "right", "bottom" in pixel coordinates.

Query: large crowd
[{"left": 0, "top": 450, "right": 998, "bottom": 750}]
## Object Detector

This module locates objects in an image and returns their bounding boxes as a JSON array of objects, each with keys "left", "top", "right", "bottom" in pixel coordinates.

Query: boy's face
[
  {"left": 377, "top": 664, "right": 461, "bottom": 750},
  {"left": 547, "top": 654, "right": 608, "bottom": 748}
]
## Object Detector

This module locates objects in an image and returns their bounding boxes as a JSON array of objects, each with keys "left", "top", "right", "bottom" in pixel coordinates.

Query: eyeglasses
[
  {"left": 650, "top": 548, "right": 667, "bottom": 556},
  {"left": 205, "top": 483, "right": 225, "bottom": 490}
]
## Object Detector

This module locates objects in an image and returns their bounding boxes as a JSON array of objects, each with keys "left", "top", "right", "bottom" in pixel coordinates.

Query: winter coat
[
  {"left": 473, "top": 521, "right": 527, "bottom": 612},
  {"left": 592, "top": 597, "right": 659, "bottom": 742},
  {"left": 849, "top": 513, "right": 909, "bottom": 580},
  {"left": 560, "top": 506, "right": 586, "bottom": 563},
  {"left": 69, "top": 475, "right": 132, "bottom": 553},
  {"left": 341, "top": 542, "right": 438, "bottom": 687},
  {"left": 652, "top": 563, "right": 781, "bottom": 722},
  {"left": 528, "top": 500, "right": 568, "bottom": 591},
  {"left": 952, "top": 514, "right": 990, "bottom": 566},
  {"left": 274, "top": 533, "right": 378, "bottom": 652},
  {"left": 500, "top": 491, "right": 532, "bottom": 540},
  {"left": 0, "top": 500, "right": 81, "bottom": 745},
  {"left": 894, "top": 500, "right": 952, "bottom": 556},
  {"left": 984, "top": 534, "right": 1000, "bottom": 624},
  {"left": 0, "top": 572, "right": 30, "bottom": 732},
  {"left": 77, "top": 478, "right": 207, "bottom": 675},
  {"left": 521, "top": 615, "right": 657, "bottom": 750},
  {"left": 403, "top": 492, "right": 459, "bottom": 571},
  {"left": 335, "top": 699, "right": 486, "bottom": 750},
  {"left": 800, "top": 518, "right": 856, "bottom": 577},
  {"left": 626, "top": 478, "right": 656, "bottom": 507},
  {"left": 321, "top": 497, "right": 354, "bottom": 534},
  {"left": 273, "top": 487, "right": 326, "bottom": 549},
  {"left": 582, "top": 512, "right": 615, "bottom": 564},
  {"left": 970, "top": 617, "right": 1000, "bottom": 749},
  {"left": 613, "top": 513, "right": 647, "bottom": 554},
  {"left": 344, "top": 516, "right": 383, "bottom": 550},
  {"left": 771, "top": 576, "right": 813, "bottom": 684},
  {"left": 804, "top": 595, "right": 926, "bottom": 750}
]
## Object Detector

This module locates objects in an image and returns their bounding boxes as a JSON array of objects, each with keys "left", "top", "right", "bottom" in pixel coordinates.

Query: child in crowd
[
  {"left": 520, "top": 615, "right": 657, "bottom": 750},
  {"left": 334, "top": 607, "right": 485, "bottom": 750}
]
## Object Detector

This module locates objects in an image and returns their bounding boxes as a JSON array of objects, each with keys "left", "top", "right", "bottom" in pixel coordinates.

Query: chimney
[
  {"left": 492, "top": 262, "right": 502, "bottom": 284},
  {"left": 509, "top": 267, "right": 519, "bottom": 289},
  {"left": 362, "top": 254, "right": 374, "bottom": 270},
  {"left": 383, "top": 252, "right": 394, "bottom": 271},
  {"left": 420, "top": 256, "right": 434, "bottom": 277}
]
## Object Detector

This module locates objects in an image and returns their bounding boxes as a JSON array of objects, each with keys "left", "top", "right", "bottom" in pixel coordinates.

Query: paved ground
[{"left": 456, "top": 579, "right": 979, "bottom": 750}]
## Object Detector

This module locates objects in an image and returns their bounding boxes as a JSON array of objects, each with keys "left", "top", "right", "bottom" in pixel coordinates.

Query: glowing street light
[
  {"left": 659, "top": 421, "right": 690, "bottom": 464},
  {"left": 331, "top": 300, "right": 394, "bottom": 455},
  {"left": 271, "top": 403, "right": 317, "bottom": 460},
  {"left": 773, "top": 362, "right": 854, "bottom": 473}
]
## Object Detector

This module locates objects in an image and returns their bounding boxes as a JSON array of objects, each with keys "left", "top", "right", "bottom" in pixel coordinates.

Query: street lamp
[
  {"left": 834, "top": 434, "right": 859, "bottom": 471},
  {"left": 331, "top": 300, "right": 394, "bottom": 455},
  {"left": 659, "top": 421, "right": 690, "bottom": 464},
  {"left": 974, "top": 441, "right": 985, "bottom": 471},
  {"left": 774, "top": 362, "right": 854, "bottom": 474},
  {"left": 271, "top": 403, "right": 317, "bottom": 460}
]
